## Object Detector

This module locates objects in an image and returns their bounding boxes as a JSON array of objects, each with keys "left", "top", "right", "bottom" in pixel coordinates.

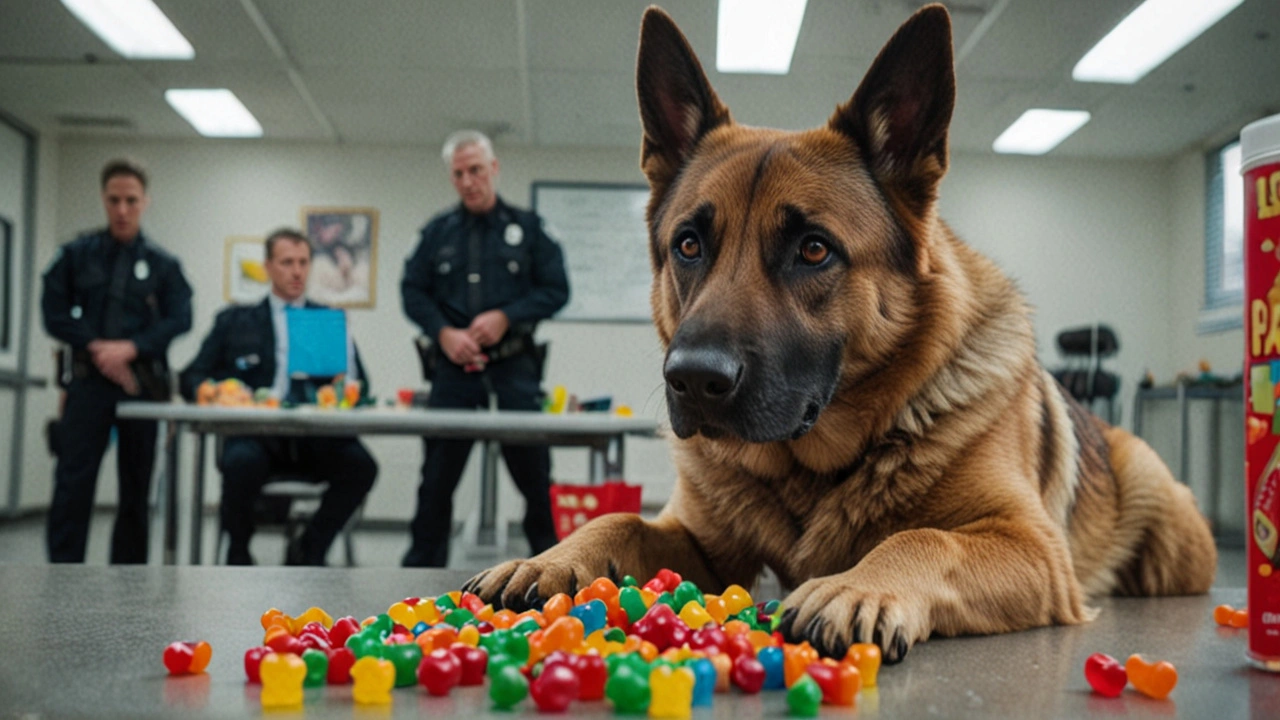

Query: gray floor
[{"left": 0, "top": 508, "right": 1250, "bottom": 590}]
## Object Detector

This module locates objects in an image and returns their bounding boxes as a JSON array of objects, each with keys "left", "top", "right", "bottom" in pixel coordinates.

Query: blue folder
[{"left": 286, "top": 307, "right": 347, "bottom": 377}]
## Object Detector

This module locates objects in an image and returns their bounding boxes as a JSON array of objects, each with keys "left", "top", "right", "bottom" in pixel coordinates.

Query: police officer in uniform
[
  {"left": 40, "top": 158, "right": 193, "bottom": 563},
  {"left": 401, "top": 130, "right": 570, "bottom": 567},
  {"left": 179, "top": 228, "right": 377, "bottom": 566}
]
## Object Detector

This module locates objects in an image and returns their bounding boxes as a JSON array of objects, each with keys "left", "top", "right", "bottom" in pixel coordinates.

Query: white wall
[{"left": 34, "top": 137, "right": 1235, "bottom": 538}]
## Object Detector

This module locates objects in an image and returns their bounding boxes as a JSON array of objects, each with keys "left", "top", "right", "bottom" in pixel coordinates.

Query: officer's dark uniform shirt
[
  {"left": 402, "top": 196, "right": 569, "bottom": 345},
  {"left": 41, "top": 229, "right": 193, "bottom": 360},
  {"left": 177, "top": 297, "right": 369, "bottom": 402}
]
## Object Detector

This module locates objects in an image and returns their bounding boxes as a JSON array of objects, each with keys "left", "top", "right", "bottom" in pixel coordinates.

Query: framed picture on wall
[
  {"left": 301, "top": 206, "right": 379, "bottom": 308},
  {"left": 223, "top": 235, "right": 270, "bottom": 305}
]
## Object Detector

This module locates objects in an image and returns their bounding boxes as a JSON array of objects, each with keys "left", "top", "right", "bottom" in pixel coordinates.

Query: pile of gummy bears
[{"left": 240, "top": 569, "right": 880, "bottom": 717}]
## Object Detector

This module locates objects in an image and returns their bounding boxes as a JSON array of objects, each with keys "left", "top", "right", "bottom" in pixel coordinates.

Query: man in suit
[
  {"left": 41, "top": 158, "right": 193, "bottom": 564},
  {"left": 180, "top": 228, "right": 377, "bottom": 565}
]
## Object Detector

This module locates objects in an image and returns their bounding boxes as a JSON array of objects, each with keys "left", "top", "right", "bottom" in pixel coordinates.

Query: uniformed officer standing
[
  {"left": 41, "top": 158, "right": 193, "bottom": 563},
  {"left": 401, "top": 130, "right": 570, "bottom": 567}
]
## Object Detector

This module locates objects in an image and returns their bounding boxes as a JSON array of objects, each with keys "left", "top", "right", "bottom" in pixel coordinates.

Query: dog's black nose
[{"left": 664, "top": 346, "right": 741, "bottom": 404}]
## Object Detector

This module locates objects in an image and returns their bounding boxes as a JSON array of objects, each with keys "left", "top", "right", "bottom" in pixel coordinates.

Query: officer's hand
[
  {"left": 89, "top": 340, "right": 140, "bottom": 394},
  {"left": 468, "top": 310, "right": 510, "bottom": 348},
  {"left": 89, "top": 340, "right": 138, "bottom": 370},
  {"left": 439, "top": 327, "right": 483, "bottom": 366}
]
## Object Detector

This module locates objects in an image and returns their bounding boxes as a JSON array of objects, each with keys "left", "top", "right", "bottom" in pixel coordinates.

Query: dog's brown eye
[
  {"left": 677, "top": 234, "right": 702, "bottom": 260},
  {"left": 799, "top": 238, "right": 830, "bottom": 266}
]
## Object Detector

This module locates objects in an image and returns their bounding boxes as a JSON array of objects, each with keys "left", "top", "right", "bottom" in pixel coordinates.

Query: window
[{"left": 1202, "top": 140, "right": 1243, "bottom": 333}]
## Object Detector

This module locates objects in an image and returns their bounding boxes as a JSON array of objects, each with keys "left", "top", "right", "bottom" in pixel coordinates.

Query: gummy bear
[
  {"left": 259, "top": 652, "right": 307, "bottom": 708},
  {"left": 350, "top": 656, "right": 395, "bottom": 704}
]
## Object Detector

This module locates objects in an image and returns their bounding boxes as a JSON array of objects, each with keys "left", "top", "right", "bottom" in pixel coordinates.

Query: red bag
[{"left": 549, "top": 482, "right": 642, "bottom": 540}]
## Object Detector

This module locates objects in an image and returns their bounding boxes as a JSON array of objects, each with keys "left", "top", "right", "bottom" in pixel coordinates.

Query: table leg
[
  {"left": 1177, "top": 381, "right": 1190, "bottom": 485},
  {"left": 189, "top": 432, "right": 207, "bottom": 565},
  {"left": 1133, "top": 389, "right": 1144, "bottom": 436},
  {"left": 163, "top": 421, "right": 182, "bottom": 566},
  {"left": 603, "top": 435, "right": 625, "bottom": 481},
  {"left": 478, "top": 440, "right": 499, "bottom": 547}
]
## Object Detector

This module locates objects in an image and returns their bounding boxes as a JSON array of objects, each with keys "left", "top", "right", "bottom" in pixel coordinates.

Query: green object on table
[
  {"left": 487, "top": 653, "right": 516, "bottom": 679},
  {"left": 605, "top": 663, "right": 651, "bottom": 714},
  {"left": 604, "top": 627, "right": 627, "bottom": 644},
  {"left": 345, "top": 630, "right": 381, "bottom": 659},
  {"left": 502, "top": 631, "right": 531, "bottom": 663},
  {"left": 673, "top": 581, "right": 704, "bottom": 609},
  {"left": 369, "top": 613, "right": 394, "bottom": 639},
  {"left": 606, "top": 651, "right": 650, "bottom": 677},
  {"left": 654, "top": 591, "right": 677, "bottom": 612},
  {"left": 787, "top": 675, "right": 823, "bottom": 717},
  {"left": 489, "top": 663, "right": 529, "bottom": 709},
  {"left": 619, "top": 586, "right": 649, "bottom": 623},
  {"left": 444, "top": 608, "right": 476, "bottom": 628},
  {"left": 512, "top": 618, "right": 541, "bottom": 636},
  {"left": 301, "top": 648, "right": 328, "bottom": 687},
  {"left": 435, "top": 594, "right": 457, "bottom": 611},
  {"left": 622, "top": 574, "right": 639, "bottom": 587},
  {"left": 384, "top": 642, "right": 423, "bottom": 687}
]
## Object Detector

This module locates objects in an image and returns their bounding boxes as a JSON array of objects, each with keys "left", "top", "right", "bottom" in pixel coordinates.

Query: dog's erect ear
[
  {"left": 829, "top": 4, "right": 955, "bottom": 218},
  {"left": 636, "top": 7, "right": 731, "bottom": 192}
]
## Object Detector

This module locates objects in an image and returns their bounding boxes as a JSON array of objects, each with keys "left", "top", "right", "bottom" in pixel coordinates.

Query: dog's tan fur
[{"left": 468, "top": 4, "right": 1216, "bottom": 663}]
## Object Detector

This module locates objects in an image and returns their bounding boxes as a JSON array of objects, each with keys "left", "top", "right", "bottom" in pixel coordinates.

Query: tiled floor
[{"left": 0, "top": 509, "right": 1249, "bottom": 592}]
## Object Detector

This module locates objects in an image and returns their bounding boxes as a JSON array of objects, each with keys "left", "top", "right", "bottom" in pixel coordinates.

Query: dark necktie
[
  {"left": 102, "top": 244, "right": 131, "bottom": 338},
  {"left": 466, "top": 216, "right": 485, "bottom": 317}
]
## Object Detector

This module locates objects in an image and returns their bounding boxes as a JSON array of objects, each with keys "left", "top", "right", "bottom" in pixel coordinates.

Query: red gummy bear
[
  {"left": 327, "top": 647, "right": 355, "bottom": 684},
  {"left": 1084, "top": 653, "right": 1127, "bottom": 698},
  {"left": 448, "top": 643, "right": 489, "bottom": 686},
  {"left": 731, "top": 655, "right": 766, "bottom": 694},
  {"left": 530, "top": 663, "right": 580, "bottom": 712},
  {"left": 417, "top": 648, "right": 462, "bottom": 696},
  {"left": 243, "top": 646, "right": 269, "bottom": 683}
]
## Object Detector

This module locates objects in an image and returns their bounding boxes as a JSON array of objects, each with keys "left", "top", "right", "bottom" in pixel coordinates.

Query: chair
[
  {"left": 1050, "top": 324, "right": 1120, "bottom": 424},
  {"left": 212, "top": 439, "right": 362, "bottom": 566}
]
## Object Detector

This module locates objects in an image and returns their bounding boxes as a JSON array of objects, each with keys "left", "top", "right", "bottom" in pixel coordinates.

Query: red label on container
[{"left": 1244, "top": 158, "right": 1280, "bottom": 665}]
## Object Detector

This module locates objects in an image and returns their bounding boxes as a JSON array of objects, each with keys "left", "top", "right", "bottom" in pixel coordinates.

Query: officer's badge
[
  {"left": 134, "top": 259, "right": 150, "bottom": 280},
  {"left": 504, "top": 223, "right": 523, "bottom": 246}
]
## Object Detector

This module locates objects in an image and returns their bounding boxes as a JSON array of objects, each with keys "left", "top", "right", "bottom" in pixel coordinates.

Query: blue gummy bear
[
  {"left": 569, "top": 599, "right": 608, "bottom": 635},
  {"left": 690, "top": 658, "right": 716, "bottom": 706},
  {"left": 758, "top": 646, "right": 785, "bottom": 690}
]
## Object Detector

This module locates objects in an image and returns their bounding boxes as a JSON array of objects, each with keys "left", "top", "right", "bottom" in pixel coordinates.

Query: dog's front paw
[
  {"left": 777, "top": 577, "right": 928, "bottom": 664},
  {"left": 461, "top": 549, "right": 623, "bottom": 612}
]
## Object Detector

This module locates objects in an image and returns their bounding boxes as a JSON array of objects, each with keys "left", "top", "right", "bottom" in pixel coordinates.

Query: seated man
[{"left": 179, "top": 228, "right": 377, "bottom": 565}]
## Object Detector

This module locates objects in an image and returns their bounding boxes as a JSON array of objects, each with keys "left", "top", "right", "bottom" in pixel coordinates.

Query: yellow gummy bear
[
  {"left": 259, "top": 652, "right": 307, "bottom": 709},
  {"left": 720, "top": 585, "right": 753, "bottom": 615},
  {"left": 678, "top": 601, "right": 714, "bottom": 630},
  {"left": 413, "top": 599, "right": 441, "bottom": 625},
  {"left": 456, "top": 625, "right": 481, "bottom": 647},
  {"left": 386, "top": 601, "right": 417, "bottom": 629},
  {"left": 296, "top": 606, "right": 333, "bottom": 630},
  {"left": 350, "top": 656, "right": 396, "bottom": 705},
  {"left": 648, "top": 665, "right": 695, "bottom": 719}
]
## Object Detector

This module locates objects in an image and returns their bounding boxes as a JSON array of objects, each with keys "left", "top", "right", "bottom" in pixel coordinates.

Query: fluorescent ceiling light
[
  {"left": 717, "top": 0, "right": 807, "bottom": 74},
  {"left": 60, "top": 0, "right": 194, "bottom": 59},
  {"left": 992, "top": 110, "right": 1091, "bottom": 155},
  {"left": 165, "top": 89, "right": 262, "bottom": 138},
  {"left": 1072, "top": 0, "right": 1244, "bottom": 83}
]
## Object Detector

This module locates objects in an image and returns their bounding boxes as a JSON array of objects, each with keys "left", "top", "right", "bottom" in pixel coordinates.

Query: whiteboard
[{"left": 532, "top": 182, "right": 654, "bottom": 322}]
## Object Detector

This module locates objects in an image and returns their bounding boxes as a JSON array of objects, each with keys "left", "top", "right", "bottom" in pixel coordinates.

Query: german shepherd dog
[{"left": 467, "top": 4, "right": 1217, "bottom": 663}]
